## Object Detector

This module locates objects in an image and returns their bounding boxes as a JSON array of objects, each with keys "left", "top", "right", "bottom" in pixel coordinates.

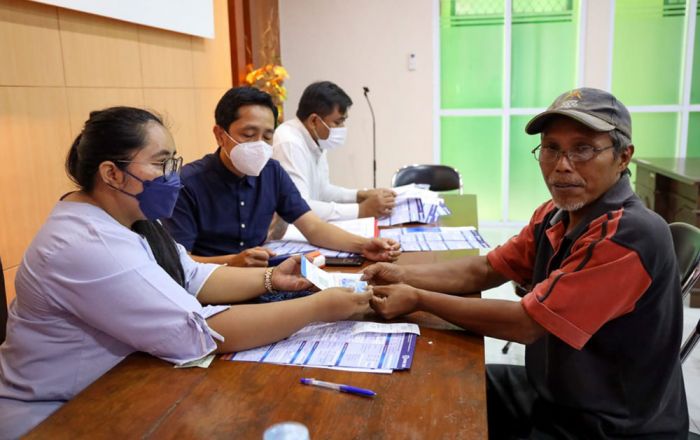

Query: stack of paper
[
  {"left": 264, "top": 240, "right": 356, "bottom": 259},
  {"left": 380, "top": 226, "right": 490, "bottom": 252},
  {"left": 221, "top": 321, "right": 420, "bottom": 373},
  {"left": 264, "top": 217, "right": 376, "bottom": 258},
  {"left": 378, "top": 184, "right": 451, "bottom": 226}
]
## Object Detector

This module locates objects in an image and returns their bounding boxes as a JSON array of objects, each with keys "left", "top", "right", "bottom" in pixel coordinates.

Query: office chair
[
  {"left": 1, "top": 257, "right": 7, "bottom": 344},
  {"left": 670, "top": 222, "right": 700, "bottom": 300},
  {"left": 669, "top": 223, "right": 700, "bottom": 364},
  {"left": 391, "top": 164, "right": 463, "bottom": 194}
]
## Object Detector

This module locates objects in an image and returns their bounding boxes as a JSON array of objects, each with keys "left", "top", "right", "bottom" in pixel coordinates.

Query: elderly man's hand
[
  {"left": 361, "top": 262, "right": 406, "bottom": 285},
  {"left": 370, "top": 284, "right": 420, "bottom": 320}
]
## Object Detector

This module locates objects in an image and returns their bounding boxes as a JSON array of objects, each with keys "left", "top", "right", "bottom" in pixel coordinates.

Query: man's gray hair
[{"left": 611, "top": 129, "right": 632, "bottom": 156}]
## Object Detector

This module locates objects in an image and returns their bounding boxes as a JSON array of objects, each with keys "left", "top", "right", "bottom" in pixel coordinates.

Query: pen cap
[{"left": 262, "top": 422, "right": 310, "bottom": 440}]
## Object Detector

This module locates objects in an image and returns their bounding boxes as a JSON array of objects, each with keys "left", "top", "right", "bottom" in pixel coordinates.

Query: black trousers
[{"left": 486, "top": 364, "right": 538, "bottom": 440}]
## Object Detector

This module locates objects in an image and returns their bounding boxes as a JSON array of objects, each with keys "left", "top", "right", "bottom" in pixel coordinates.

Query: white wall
[
  {"left": 30, "top": 0, "right": 214, "bottom": 38},
  {"left": 279, "top": 0, "right": 613, "bottom": 191},
  {"left": 279, "top": 0, "right": 434, "bottom": 189},
  {"left": 581, "top": 0, "right": 613, "bottom": 90}
]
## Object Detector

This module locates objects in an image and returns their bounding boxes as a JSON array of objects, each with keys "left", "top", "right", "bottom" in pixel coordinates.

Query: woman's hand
[
  {"left": 312, "top": 287, "right": 372, "bottom": 322},
  {"left": 361, "top": 262, "right": 406, "bottom": 285},
  {"left": 361, "top": 238, "right": 401, "bottom": 262},
  {"left": 271, "top": 255, "right": 312, "bottom": 291}
]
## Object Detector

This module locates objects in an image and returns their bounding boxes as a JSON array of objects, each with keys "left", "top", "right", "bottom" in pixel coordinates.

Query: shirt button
[
  {"left": 241, "top": 223, "right": 246, "bottom": 229},
  {"left": 239, "top": 241, "right": 244, "bottom": 246},
  {"left": 240, "top": 201, "right": 245, "bottom": 206}
]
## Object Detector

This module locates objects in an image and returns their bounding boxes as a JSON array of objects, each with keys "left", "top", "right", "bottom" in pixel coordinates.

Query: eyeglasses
[
  {"left": 531, "top": 144, "right": 615, "bottom": 164},
  {"left": 117, "top": 156, "right": 183, "bottom": 176}
]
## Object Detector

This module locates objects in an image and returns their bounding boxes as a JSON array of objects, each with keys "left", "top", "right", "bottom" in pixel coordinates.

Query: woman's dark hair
[
  {"left": 296, "top": 81, "right": 353, "bottom": 120},
  {"left": 66, "top": 106, "right": 165, "bottom": 192},
  {"left": 65, "top": 106, "right": 184, "bottom": 287},
  {"left": 215, "top": 86, "right": 279, "bottom": 131},
  {"left": 132, "top": 220, "right": 185, "bottom": 287}
]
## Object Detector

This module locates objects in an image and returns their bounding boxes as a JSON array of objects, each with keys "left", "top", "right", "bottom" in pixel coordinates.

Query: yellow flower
[
  {"left": 244, "top": 63, "right": 289, "bottom": 123},
  {"left": 272, "top": 65, "right": 289, "bottom": 78}
]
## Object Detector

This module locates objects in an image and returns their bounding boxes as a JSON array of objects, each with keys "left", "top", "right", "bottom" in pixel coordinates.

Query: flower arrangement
[
  {"left": 244, "top": 63, "right": 289, "bottom": 123},
  {"left": 244, "top": 5, "right": 288, "bottom": 123}
]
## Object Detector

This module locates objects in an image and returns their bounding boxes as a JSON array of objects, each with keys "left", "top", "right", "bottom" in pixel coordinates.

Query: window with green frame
[
  {"left": 612, "top": 0, "right": 687, "bottom": 177},
  {"left": 439, "top": 0, "right": 580, "bottom": 222}
]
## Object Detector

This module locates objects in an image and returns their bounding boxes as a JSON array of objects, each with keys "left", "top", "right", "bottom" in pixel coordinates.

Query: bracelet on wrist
[{"left": 264, "top": 267, "right": 277, "bottom": 293}]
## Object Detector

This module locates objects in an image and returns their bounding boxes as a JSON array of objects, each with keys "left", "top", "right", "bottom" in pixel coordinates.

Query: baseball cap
[{"left": 525, "top": 88, "right": 631, "bottom": 139}]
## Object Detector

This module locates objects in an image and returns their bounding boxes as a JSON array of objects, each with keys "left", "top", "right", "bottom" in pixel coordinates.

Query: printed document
[
  {"left": 221, "top": 321, "right": 420, "bottom": 373},
  {"left": 380, "top": 226, "right": 490, "bottom": 251}
]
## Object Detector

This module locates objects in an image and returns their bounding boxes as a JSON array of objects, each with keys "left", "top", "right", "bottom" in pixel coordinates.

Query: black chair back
[
  {"left": 669, "top": 223, "right": 700, "bottom": 364},
  {"left": 1, "top": 257, "right": 6, "bottom": 344},
  {"left": 669, "top": 222, "right": 700, "bottom": 298},
  {"left": 391, "top": 164, "right": 462, "bottom": 193},
  {"left": 681, "top": 319, "right": 700, "bottom": 364}
]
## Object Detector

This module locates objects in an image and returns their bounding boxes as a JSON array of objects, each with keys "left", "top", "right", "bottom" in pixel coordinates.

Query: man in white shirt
[{"left": 273, "top": 81, "right": 395, "bottom": 221}]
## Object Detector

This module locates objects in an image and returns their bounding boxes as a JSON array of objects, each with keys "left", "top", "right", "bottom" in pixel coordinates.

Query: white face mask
[
  {"left": 224, "top": 132, "right": 272, "bottom": 176},
  {"left": 316, "top": 117, "right": 347, "bottom": 150}
]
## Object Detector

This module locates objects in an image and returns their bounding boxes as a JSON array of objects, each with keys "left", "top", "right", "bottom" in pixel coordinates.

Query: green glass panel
[
  {"left": 510, "top": 0, "right": 579, "bottom": 108},
  {"left": 612, "top": 0, "right": 685, "bottom": 105},
  {"left": 440, "top": 0, "right": 503, "bottom": 108},
  {"left": 628, "top": 112, "right": 678, "bottom": 179},
  {"left": 692, "top": 3, "right": 700, "bottom": 103},
  {"left": 441, "top": 116, "right": 502, "bottom": 221},
  {"left": 630, "top": 112, "right": 678, "bottom": 156},
  {"left": 508, "top": 115, "right": 552, "bottom": 221},
  {"left": 686, "top": 112, "right": 700, "bottom": 157}
]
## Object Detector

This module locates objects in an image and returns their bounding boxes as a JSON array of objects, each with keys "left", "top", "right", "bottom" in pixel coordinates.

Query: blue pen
[{"left": 300, "top": 378, "right": 376, "bottom": 397}]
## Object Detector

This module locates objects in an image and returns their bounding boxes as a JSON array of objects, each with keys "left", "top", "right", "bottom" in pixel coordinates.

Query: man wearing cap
[{"left": 362, "top": 88, "right": 688, "bottom": 438}]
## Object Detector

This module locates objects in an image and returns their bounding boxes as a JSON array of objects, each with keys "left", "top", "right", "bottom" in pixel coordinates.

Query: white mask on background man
[
  {"left": 316, "top": 117, "right": 347, "bottom": 150},
  {"left": 224, "top": 132, "right": 272, "bottom": 176}
]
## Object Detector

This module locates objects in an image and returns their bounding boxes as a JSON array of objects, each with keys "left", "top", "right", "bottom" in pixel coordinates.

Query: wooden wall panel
[
  {"left": 59, "top": 9, "right": 142, "bottom": 87},
  {"left": 143, "top": 88, "right": 199, "bottom": 162},
  {"left": 66, "top": 88, "right": 145, "bottom": 135},
  {"left": 0, "top": 87, "right": 73, "bottom": 267},
  {"left": 1, "top": 0, "right": 234, "bottom": 312},
  {"left": 3, "top": 265, "right": 18, "bottom": 307},
  {"left": 139, "top": 27, "right": 194, "bottom": 88},
  {"left": 0, "top": 0, "right": 64, "bottom": 86},
  {"left": 192, "top": 88, "right": 228, "bottom": 161},
  {"left": 192, "top": 0, "right": 233, "bottom": 88}
]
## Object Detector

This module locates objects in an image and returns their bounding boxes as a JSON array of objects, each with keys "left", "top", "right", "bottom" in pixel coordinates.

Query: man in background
[
  {"left": 273, "top": 81, "right": 395, "bottom": 221},
  {"left": 163, "top": 87, "right": 400, "bottom": 267}
]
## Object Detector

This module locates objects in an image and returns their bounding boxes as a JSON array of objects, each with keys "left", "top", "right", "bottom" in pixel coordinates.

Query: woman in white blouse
[{"left": 0, "top": 107, "right": 370, "bottom": 439}]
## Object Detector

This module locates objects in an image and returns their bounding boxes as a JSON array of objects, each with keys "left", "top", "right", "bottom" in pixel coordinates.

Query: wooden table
[
  {"left": 632, "top": 158, "right": 700, "bottom": 306},
  {"left": 27, "top": 195, "right": 487, "bottom": 439},
  {"left": 632, "top": 157, "right": 700, "bottom": 227}
]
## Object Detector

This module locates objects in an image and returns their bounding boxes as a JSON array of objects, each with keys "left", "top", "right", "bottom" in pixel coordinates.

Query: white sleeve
[
  {"left": 317, "top": 153, "right": 358, "bottom": 204},
  {"left": 307, "top": 199, "right": 359, "bottom": 221},
  {"left": 175, "top": 242, "right": 221, "bottom": 297},
  {"left": 274, "top": 140, "right": 359, "bottom": 221},
  {"left": 43, "top": 231, "right": 224, "bottom": 365}
]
